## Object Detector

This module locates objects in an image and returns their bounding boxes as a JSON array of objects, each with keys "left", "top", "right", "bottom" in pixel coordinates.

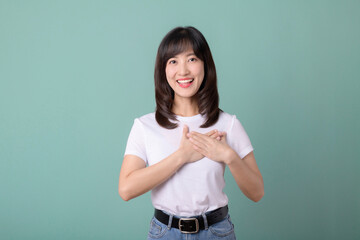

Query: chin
[{"left": 174, "top": 91, "right": 196, "bottom": 98}]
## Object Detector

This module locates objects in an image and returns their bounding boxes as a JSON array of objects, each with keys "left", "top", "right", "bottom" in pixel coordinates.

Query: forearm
[
  {"left": 226, "top": 150, "right": 264, "bottom": 202},
  {"left": 119, "top": 150, "right": 184, "bottom": 201}
]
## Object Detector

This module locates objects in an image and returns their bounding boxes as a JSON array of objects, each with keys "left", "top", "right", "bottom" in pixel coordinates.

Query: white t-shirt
[{"left": 124, "top": 111, "right": 254, "bottom": 216}]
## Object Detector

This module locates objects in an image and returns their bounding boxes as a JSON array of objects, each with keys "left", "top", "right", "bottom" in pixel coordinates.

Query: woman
[{"left": 119, "top": 26, "right": 264, "bottom": 239}]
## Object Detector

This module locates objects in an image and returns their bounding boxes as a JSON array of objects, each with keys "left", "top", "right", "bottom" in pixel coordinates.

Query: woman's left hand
[{"left": 187, "top": 131, "right": 234, "bottom": 164}]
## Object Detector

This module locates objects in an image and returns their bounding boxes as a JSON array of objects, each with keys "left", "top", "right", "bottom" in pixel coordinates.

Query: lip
[
  {"left": 176, "top": 79, "right": 194, "bottom": 88},
  {"left": 177, "top": 82, "right": 193, "bottom": 88},
  {"left": 177, "top": 78, "right": 192, "bottom": 81}
]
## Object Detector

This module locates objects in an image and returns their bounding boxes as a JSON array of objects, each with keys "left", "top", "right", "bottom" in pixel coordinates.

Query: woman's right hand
[{"left": 178, "top": 125, "right": 222, "bottom": 163}]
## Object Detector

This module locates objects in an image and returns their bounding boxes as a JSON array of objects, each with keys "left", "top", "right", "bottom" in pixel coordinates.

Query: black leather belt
[{"left": 154, "top": 205, "right": 228, "bottom": 234}]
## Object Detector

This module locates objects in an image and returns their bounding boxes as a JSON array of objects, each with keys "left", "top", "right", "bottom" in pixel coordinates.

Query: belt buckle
[{"left": 178, "top": 217, "right": 199, "bottom": 234}]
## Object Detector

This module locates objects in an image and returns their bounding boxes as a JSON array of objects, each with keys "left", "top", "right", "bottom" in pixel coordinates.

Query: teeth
[{"left": 177, "top": 79, "right": 193, "bottom": 83}]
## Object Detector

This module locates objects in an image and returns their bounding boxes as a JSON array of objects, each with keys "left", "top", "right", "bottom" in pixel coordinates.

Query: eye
[
  {"left": 168, "top": 59, "right": 176, "bottom": 64},
  {"left": 189, "top": 58, "right": 197, "bottom": 62}
]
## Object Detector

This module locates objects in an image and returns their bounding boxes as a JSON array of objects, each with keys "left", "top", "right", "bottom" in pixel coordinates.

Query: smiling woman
[
  {"left": 154, "top": 27, "right": 220, "bottom": 129},
  {"left": 167, "top": 51, "right": 202, "bottom": 89},
  {"left": 119, "top": 26, "right": 264, "bottom": 240},
  {"left": 165, "top": 50, "right": 204, "bottom": 108}
]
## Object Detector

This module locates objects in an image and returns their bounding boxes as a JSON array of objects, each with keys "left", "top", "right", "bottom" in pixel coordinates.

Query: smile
[{"left": 176, "top": 78, "right": 194, "bottom": 88}]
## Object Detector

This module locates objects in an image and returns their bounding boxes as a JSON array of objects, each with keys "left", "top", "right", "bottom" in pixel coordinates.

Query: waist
[{"left": 154, "top": 205, "right": 229, "bottom": 233}]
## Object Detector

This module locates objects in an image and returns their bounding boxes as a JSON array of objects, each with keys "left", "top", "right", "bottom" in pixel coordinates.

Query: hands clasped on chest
[{"left": 178, "top": 124, "right": 235, "bottom": 165}]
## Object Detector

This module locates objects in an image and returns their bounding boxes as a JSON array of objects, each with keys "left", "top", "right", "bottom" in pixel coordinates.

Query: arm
[
  {"left": 119, "top": 150, "right": 185, "bottom": 201},
  {"left": 119, "top": 126, "right": 222, "bottom": 201},
  {"left": 226, "top": 150, "right": 264, "bottom": 202},
  {"left": 188, "top": 131, "right": 264, "bottom": 202}
]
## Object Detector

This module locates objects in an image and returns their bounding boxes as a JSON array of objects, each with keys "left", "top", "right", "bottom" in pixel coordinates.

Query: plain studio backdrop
[{"left": 0, "top": 0, "right": 359, "bottom": 239}]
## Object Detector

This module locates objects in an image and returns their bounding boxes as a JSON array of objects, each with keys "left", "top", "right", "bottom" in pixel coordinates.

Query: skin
[
  {"left": 119, "top": 49, "right": 264, "bottom": 202},
  {"left": 165, "top": 49, "right": 204, "bottom": 117}
]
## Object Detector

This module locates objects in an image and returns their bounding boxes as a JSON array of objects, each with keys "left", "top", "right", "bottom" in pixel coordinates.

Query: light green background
[{"left": 1, "top": 0, "right": 359, "bottom": 239}]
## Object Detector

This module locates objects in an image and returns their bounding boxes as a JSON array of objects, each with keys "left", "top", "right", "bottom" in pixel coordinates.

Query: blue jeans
[{"left": 147, "top": 213, "right": 236, "bottom": 240}]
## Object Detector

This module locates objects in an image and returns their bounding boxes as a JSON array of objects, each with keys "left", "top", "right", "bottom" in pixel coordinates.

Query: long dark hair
[{"left": 154, "top": 26, "right": 221, "bottom": 129}]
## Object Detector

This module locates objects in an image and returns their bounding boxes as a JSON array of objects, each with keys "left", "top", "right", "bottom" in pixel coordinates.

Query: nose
[{"left": 178, "top": 61, "right": 190, "bottom": 76}]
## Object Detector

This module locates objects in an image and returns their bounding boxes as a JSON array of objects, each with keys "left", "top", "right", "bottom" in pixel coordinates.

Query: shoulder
[
  {"left": 220, "top": 110, "right": 247, "bottom": 124},
  {"left": 218, "top": 111, "right": 236, "bottom": 124},
  {"left": 137, "top": 112, "right": 155, "bottom": 122},
  {"left": 217, "top": 111, "right": 249, "bottom": 133},
  {"left": 133, "top": 112, "right": 158, "bottom": 128}
]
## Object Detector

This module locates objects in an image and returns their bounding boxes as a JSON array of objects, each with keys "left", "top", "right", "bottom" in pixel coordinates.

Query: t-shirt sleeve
[
  {"left": 124, "top": 118, "right": 147, "bottom": 165},
  {"left": 227, "top": 115, "right": 254, "bottom": 159}
]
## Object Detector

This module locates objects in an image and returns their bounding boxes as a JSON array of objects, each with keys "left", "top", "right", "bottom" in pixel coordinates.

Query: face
[{"left": 165, "top": 49, "right": 205, "bottom": 102}]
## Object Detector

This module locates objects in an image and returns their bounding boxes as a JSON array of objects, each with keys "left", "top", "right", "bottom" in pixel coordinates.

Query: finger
[
  {"left": 205, "top": 129, "right": 217, "bottom": 137},
  {"left": 182, "top": 125, "right": 189, "bottom": 139},
  {"left": 188, "top": 131, "right": 209, "bottom": 141},
  {"left": 190, "top": 131, "right": 213, "bottom": 144},
  {"left": 189, "top": 136, "right": 208, "bottom": 150},
  {"left": 192, "top": 144, "right": 208, "bottom": 157},
  {"left": 214, "top": 132, "right": 224, "bottom": 141},
  {"left": 220, "top": 131, "right": 227, "bottom": 142},
  {"left": 210, "top": 131, "right": 223, "bottom": 141},
  {"left": 209, "top": 131, "right": 221, "bottom": 139}
]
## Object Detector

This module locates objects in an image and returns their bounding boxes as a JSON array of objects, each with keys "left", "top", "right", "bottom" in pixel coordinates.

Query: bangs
[{"left": 162, "top": 33, "right": 202, "bottom": 63}]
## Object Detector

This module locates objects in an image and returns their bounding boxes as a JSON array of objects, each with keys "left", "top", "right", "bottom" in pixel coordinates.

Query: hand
[
  {"left": 178, "top": 125, "right": 223, "bottom": 164},
  {"left": 187, "top": 131, "right": 233, "bottom": 164}
]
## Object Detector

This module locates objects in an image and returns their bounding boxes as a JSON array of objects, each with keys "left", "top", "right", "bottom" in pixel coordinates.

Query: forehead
[{"left": 171, "top": 49, "right": 195, "bottom": 58}]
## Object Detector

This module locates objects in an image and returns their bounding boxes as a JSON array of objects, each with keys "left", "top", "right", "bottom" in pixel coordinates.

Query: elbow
[
  {"left": 118, "top": 185, "right": 133, "bottom": 202},
  {"left": 252, "top": 177, "right": 265, "bottom": 202},
  {"left": 252, "top": 190, "right": 264, "bottom": 203},
  {"left": 119, "top": 192, "right": 131, "bottom": 202}
]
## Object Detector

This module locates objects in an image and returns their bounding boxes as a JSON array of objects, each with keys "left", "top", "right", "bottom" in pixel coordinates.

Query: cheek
[
  {"left": 192, "top": 64, "right": 205, "bottom": 79},
  {"left": 165, "top": 66, "right": 176, "bottom": 79}
]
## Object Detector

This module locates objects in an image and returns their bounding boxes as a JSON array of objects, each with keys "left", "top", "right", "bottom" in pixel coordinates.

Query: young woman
[{"left": 119, "top": 26, "right": 264, "bottom": 239}]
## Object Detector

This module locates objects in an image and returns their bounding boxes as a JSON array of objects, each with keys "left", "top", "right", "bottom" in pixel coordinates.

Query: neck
[{"left": 172, "top": 97, "right": 199, "bottom": 117}]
